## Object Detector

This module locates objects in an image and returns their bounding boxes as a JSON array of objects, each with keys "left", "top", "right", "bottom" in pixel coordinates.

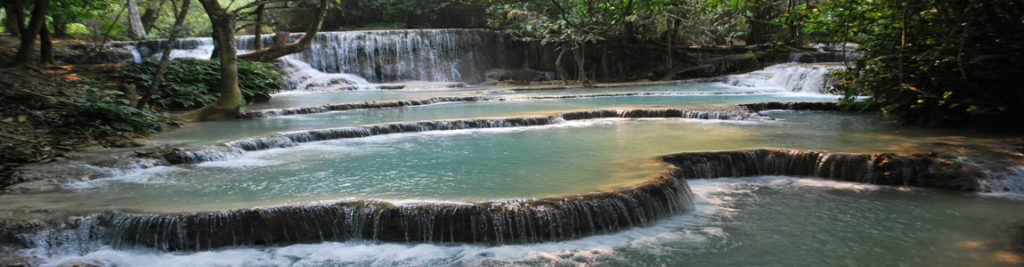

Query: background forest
[{"left": 1, "top": 0, "right": 1022, "bottom": 156}]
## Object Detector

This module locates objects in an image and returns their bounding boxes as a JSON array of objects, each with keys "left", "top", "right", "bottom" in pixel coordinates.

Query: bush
[
  {"left": 57, "top": 82, "right": 164, "bottom": 137},
  {"left": 118, "top": 59, "right": 287, "bottom": 111},
  {"left": 817, "top": 0, "right": 1024, "bottom": 129}
]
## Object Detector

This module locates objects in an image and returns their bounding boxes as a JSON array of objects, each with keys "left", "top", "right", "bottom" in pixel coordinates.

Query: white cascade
[
  {"left": 725, "top": 63, "right": 845, "bottom": 94},
  {"left": 127, "top": 29, "right": 511, "bottom": 91}
]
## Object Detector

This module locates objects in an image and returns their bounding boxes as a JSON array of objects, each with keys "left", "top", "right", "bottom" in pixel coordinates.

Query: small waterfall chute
[{"left": 724, "top": 63, "right": 845, "bottom": 94}]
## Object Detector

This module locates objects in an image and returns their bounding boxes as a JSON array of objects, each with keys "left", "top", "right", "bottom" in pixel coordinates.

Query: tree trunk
[
  {"left": 140, "top": 4, "right": 161, "bottom": 33},
  {"left": 10, "top": 0, "right": 47, "bottom": 67},
  {"left": 180, "top": 0, "right": 241, "bottom": 121},
  {"left": 574, "top": 41, "right": 587, "bottom": 83},
  {"left": 554, "top": 48, "right": 567, "bottom": 82},
  {"left": 38, "top": 18, "right": 53, "bottom": 64},
  {"left": 667, "top": 19, "right": 679, "bottom": 69},
  {"left": 238, "top": 0, "right": 328, "bottom": 62},
  {"left": 127, "top": 0, "right": 146, "bottom": 39},
  {"left": 2, "top": 0, "right": 24, "bottom": 37},
  {"left": 51, "top": 18, "right": 67, "bottom": 37},
  {"left": 138, "top": 0, "right": 190, "bottom": 110},
  {"left": 253, "top": 3, "right": 265, "bottom": 50},
  {"left": 746, "top": 4, "right": 772, "bottom": 45}
]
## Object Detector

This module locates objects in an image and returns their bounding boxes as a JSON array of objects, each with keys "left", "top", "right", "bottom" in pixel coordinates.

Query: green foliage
[
  {"left": 65, "top": 23, "right": 90, "bottom": 34},
  {"left": 58, "top": 81, "right": 163, "bottom": 136},
  {"left": 810, "top": 0, "right": 1024, "bottom": 128},
  {"left": 330, "top": 0, "right": 484, "bottom": 30},
  {"left": 118, "top": 59, "right": 286, "bottom": 111}
]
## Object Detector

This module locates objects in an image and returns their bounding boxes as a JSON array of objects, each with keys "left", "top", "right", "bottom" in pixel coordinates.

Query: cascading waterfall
[
  {"left": 31, "top": 176, "right": 693, "bottom": 251},
  {"left": 661, "top": 149, "right": 980, "bottom": 191},
  {"left": 724, "top": 63, "right": 845, "bottom": 94},
  {"left": 169, "top": 108, "right": 768, "bottom": 164},
  {"left": 739, "top": 102, "right": 841, "bottom": 112},
  {"left": 241, "top": 92, "right": 767, "bottom": 118},
  {"left": 288, "top": 29, "right": 508, "bottom": 84},
  {"left": 25, "top": 148, "right": 1019, "bottom": 252},
  {"left": 125, "top": 29, "right": 513, "bottom": 90}
]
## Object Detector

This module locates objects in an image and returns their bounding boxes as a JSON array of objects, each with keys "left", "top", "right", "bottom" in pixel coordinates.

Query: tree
[
  {"left": 126, "top": 0, "right": 146, "bottom": 39},
  {"left": 1, "top": 0, "right": 22, "bottom": 37},
  {"left": 137, "top": 0, "right": 190, "bottom": 110},
  {"left": 139, "top": 0, "right": 164, "bottom": 33},
  {"left": 177, "top": 0, "right": 329, "bottom": 121},
  {"left": 236, "top": 0, "right": 329, "bottom": 62},
  {"left": 9, "top": 0, "right": 49, "bottom": 67},
  {"left": 178, "top": 0, "right": 242, "bottom": 121},
  {"left": 808, "top": 0, "right": 1024, "bottom": 128},
  {"left": 49, "top": 0, "right": 118, "bottom": 38}
]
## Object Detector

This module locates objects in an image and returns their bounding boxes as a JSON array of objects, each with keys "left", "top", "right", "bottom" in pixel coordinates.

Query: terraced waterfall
[{"left": 2, "top": 30, "right": 1023, "bottom": 266}]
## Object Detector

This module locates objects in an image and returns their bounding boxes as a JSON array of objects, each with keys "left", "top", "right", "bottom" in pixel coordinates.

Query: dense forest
[{"left": 1, "top": 0, "right": 1022, "bottom": 163}]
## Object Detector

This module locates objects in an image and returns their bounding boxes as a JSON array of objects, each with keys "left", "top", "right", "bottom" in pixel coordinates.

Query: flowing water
[{"left": 6, "top": 30, "right": 1023, "bottom": 265}]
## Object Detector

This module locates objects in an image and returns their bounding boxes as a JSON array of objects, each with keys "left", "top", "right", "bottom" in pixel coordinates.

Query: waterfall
[
  {"left": 660, "top": 149, "right": 981, "bottom": 191},
  {"left": 289, "top": 29, "right": 508, "bottom": 84},
  {"left": 739, "top": 102, "right": 841, "bottom": 113},
  {"left": 724, "top": 63, "right": 845, "bottom": 94},
  {"left": 31, "top": 177, "right": 693, "bottom": 251},
  {"left": 125, "top": 29, "right": 513, "bottom": 90}
]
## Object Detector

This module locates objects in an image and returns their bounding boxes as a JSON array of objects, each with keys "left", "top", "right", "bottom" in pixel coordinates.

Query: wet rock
[
  {"left": 3, "top": 181, "right": 59, "bottom": 194},
  {"left": 0, "top": 220, "right": 44, "bottom": 252},
  {"left": 109, "top": 139, "right": 144, "bottom": 148},
  {"left": 161, "top": 145, "right": 243, "bottom": 165},
  {"left": 485, "top": 68, "right": 549, "bottom": 84}
]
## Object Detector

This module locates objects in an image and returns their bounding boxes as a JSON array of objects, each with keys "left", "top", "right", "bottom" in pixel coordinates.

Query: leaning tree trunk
[
  {"left": 137, "top": 0, "right": 190, "bottom": 110},
  {"left": 180, "top": 0, "right": 241, "bottom": 121},
  {"left": 238, "top": 0, "right": 328, "bottom": 62},
  {"left": 127, "top": 0, "right": 146, "bottom": 39},
  {"left": 10, "top": 0, "right": 47, "bottom": 67}
]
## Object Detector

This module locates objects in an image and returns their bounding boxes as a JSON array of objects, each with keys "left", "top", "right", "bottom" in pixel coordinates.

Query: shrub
[
  {"left": 57, "top": 81, "right": 164, "bottom": 137},
  {"left": 118, "top": 59, "right": 286, "bottom": 111}
]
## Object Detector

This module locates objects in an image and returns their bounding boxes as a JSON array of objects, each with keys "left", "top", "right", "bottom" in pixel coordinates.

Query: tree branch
[{"left": 237, "top": 0, "right": 328, "bottom": 62}]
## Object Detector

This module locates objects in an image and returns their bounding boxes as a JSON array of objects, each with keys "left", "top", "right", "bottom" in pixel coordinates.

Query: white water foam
[
  {"left": 279, "top": 57, "right": 375, "bottom": 91},
  {"left": 63, "top": 166, "right": 187, "bottom": 189},
  {"left": 195, "top": 142, "right": 366, "bottom": 169},
  {"left": 977, "top": 165, "right": 1024, "bottom": 200}
]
